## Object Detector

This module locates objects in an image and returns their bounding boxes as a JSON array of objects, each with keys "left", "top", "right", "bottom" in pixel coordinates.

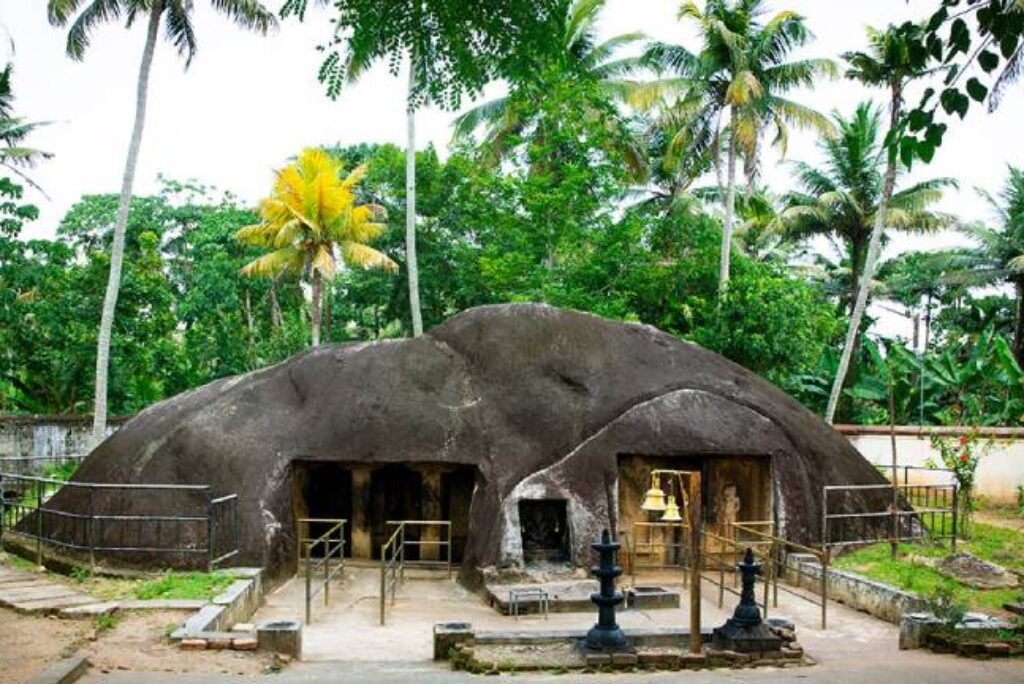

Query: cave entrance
[
  {"left": 292, "top": 461, "right": 353, "bottom": 561},
  {"left": 519, "top": 499, "right": 570, "bottom": 563},
  {"left": 370, "top": 464, "right": 423, "bottom": 560},
  {"left": 617, "top": 454, "right": 773, "bottom": 531},
  {"left": 293, "top": 461, "right": 477, "bottom": 565}
]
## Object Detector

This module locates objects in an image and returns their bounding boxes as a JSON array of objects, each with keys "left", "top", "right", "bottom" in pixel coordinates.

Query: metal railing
[
  {"left": 729, "top": 521, "right": 830, "bottom": 629},
  {"left": 872, "top": 464, "right": 956, "bottom": 487},
  {"left": 0, "top": 473, "right": 239, "bottom": 570},
  {"left": 298, "top": 518, "right": 346, "bottom": 624},
  {"left": 822, "top": 482, "right": 958, "bottom": 552},
  {"left": 702, "top": 523, "right": 776, "bottom": 620},
  {"left": 378, "top": 519, "right": 452, "bottom": 626},
  {"left": 621, "top": 521, "right": 691, "bottom": 586},
  {"left": 622, "top": 518, "right": 830, "bottom": 630}
]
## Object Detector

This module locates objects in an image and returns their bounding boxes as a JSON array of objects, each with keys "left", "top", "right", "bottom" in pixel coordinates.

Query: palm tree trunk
[
  {"left": 311, "top": 269, "right": 322, "bottom": 348},
  {"left": 826, "top": 85, "right": 902, "bottom": 424},
  {"left": 1014, "top": 278, "right": 1024, "bottom": 369},
  {"left": 848, "top": 238, "right": 865, "bottom": 316},
  {"left": 91, "top": 1, "right": 162, "bottom": 446},
  {"left": 269, "top": 277, "right": 283, "bottom": 328},
  {"left": 720, "top": 112, "right": 738, "bottom": 297},
  {"left": 406, "top": 57, "right": 424, "bottom": 337},
  {"left": 324, "top": 280, "right": 332, "bottom": 343}
]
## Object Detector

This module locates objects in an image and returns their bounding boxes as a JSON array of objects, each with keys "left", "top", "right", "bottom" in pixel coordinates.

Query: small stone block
[
  {"left": 232, "top": 623, "right": 255, "bottom": 632},
  {"left": 232, "top": 637, "right": 258, "bottom": 651},
  {"left": 585, "top": 653, "right": 611, "bottom": 666},
  {"left": 637, "top": 651, "right": 675, "bottom": 667},
  {"left": 207, "top": 637, "right": 233, "bottom": 650},
  {"left": 984, "top": 642, "right": 1011, "bottom": 657},
  {"left": 59, "top": 601, "right": 120, "bottom": 619},
  {"left": 25, "top": 655, "right": 89, "bottom": 684},
  {"left": 180, "top": 639, "right": 207, "bottom": 651},
  {"left": 612, "top": 652, "right": 638, "bottom": 666},
  {"left": 680, "top": 653, "right": 707, "bottom": 668}
]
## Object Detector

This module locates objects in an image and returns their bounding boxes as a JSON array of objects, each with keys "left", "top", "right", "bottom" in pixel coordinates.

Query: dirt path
[
  {"left": 0, "top": 608, "right": 89, "bottom": 683},
  {"left": 0, "top": 607, "right": 276, "bottom": 681}
]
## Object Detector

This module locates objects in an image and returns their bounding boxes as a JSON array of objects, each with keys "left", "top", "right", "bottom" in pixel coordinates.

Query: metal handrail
[
  {"left": 728, "top": 521, "right": 830, "bottom": 629},
  {"left": 822, "top": 482, "right": 958, "bottom": 551},
  {"left": 0, "top": 472, "right": 239, "bottom": 570},
  {"left": 702, "top": 527, "right": 776, "bottom": 620},
  {"left": 300, "top": 518, "right": 346, "bottom": 624},
  {"left": 378, "top": 519, "right": 453, "bottom": 626}
]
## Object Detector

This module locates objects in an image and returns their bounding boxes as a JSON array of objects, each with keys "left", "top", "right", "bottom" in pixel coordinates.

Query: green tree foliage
[
  {"left": 781, "top": 102, "right": 957, "bottom": 313},
  {"left": 279, "top": 0, "right": 566, "bottom": 108},
  {"left": 643, "top": 0, "right": 835, "bottom": 292},
  {"left": 936, "top": 165, "right": 1024, "bottom": 366},
  {"left": 0, "top": 63, "right": 52, "bottom": 190},
  {"left": 901, "top": 1, "right": 1024, "bottom": 165},
  {"left": 452, "top": 0, "right": 647, "bottom": 177}
]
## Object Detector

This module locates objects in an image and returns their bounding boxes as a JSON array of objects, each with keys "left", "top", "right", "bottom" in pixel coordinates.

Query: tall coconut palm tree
[
  {"left": 237, "top": 148, "right": 397, "bottom": 348},
  {"left": 0, "top": 62, "right": 52, "bottom": 191},
  {"left": 644, "top": 0, "right": 836, "bottom": 295},
  {"left": 780, "top": 102, "right": 957, "bottom": 314},
  {"left": 451, "top": 0, "right": 647, "bottom": 177},
  {"left": 825, "top": 22, "right": 932, "bottom": 424},
  {"left": 46, "top": 0, "right": 276, "bottom": 443},
  {"left": 938, "top": 166, "right": 1024, "bottom": 367}
]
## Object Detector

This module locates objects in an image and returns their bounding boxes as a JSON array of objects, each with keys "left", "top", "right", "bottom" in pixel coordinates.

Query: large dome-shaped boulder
[{"left": 53, "top": 303, "right": 885, "bottom": 579}]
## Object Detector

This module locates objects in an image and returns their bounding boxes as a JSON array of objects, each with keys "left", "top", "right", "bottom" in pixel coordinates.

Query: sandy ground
[
  {"left": 0, "top": 609, "right": 89, "bottom": 683},
  {"left": 1, "top": 607, "right": 277, "bottom": 681}
]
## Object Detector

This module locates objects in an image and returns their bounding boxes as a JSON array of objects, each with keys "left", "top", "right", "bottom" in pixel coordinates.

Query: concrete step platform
[{"left": 0, "top": 566, "right": 101, "bottom": 615}]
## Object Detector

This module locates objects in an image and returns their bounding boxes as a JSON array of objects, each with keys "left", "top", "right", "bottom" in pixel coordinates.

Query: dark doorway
[
  {"left": 292, "top": 461, "right": 352, "bottom": 559},
  {"left": 519, "top": 499, "right": 570, "bottom": 563},
  {"left": 370, "top": 464, "right": 423, "bottom": 560},
  {"left": 441, "top": 468, "right": 475, "bottom": 562}
]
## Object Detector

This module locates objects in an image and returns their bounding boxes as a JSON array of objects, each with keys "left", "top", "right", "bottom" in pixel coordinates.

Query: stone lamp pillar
[
  {"left": 585, "top": 529, "right": 629, "bottom": 651},
  {"left": 711, "top": 548, "right": 783, "bottom": 652}
]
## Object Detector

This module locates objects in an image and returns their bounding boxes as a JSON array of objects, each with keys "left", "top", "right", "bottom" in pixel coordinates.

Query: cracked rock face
[{"left": 55, "top": 303, "right": 887, "bottom": 579}]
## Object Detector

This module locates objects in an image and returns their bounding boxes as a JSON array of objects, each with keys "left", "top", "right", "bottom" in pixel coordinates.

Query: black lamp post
[{"left": 584, "top": 529, "right": 629, "bottom": 651}]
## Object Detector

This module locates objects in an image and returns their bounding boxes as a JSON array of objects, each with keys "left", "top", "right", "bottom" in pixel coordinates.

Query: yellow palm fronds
[
  {"left": 341, "top": 242, "right": 398, "bottom": 273},
  {"left": 238, "top": 147, "right": 395, "bottom": 284}
]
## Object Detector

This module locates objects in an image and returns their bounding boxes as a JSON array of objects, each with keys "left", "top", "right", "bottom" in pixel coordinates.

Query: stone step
[
  {"left": 0, "top": 584, "right": 81, "bottom": 601},
  {"left": 10, "top": 594, "right": 98, "bottom": 614},
  {"left": 0, "top": 570, "right": 38, "bottom": 584},
  {"left": 60, "top": 601, "right": 120, "bottom": 619},
  {"left": 0, "top": 579, "right": 49, "bottom": 590}
]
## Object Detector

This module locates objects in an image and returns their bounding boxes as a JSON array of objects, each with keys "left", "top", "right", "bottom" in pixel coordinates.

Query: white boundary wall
[{"left": 836, "top": 425, "right": 1024, "bottom": 504}]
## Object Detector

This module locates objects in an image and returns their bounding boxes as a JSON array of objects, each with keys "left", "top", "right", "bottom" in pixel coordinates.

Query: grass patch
[
  {"left": 835, "top": 522, "right": 1023, "bottom": 613},
  {"left": 133, "top": 570, "right": 234, "bottom": 601}
]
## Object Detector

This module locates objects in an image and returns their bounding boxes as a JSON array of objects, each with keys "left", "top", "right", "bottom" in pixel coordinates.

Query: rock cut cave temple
[{"left": 64, "top": 304, "right": 886, "bottom": 581}]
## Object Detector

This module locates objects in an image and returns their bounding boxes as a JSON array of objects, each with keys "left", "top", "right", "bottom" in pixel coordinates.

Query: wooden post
[{"left": 688, "top": 472, "right": 702, "bottom": 655}]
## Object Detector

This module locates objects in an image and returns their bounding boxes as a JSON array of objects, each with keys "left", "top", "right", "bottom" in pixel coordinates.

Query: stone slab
[
  {"left": 181, "top": 604, "right": 226, "bottom": 636},
  {"left": 25, "top": 655, "right": 89, "bottom": 684},
  {"left": 119, "top": 599, "right": 206, "bottom": 610},
  {"left": 60, "top": 601, "right": 121, "bottom": 619},
  {"left": 0, "top": 578, "right": 48, "bottom": 589},
  {"left": 0, "top": 585, "right": 82, "bottom": 600},
  {"left": 12, "top": 594, "right": 99, "bottom": 611}
]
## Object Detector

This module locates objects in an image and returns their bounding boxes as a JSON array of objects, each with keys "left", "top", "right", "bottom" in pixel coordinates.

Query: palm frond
[
  {"left": 209, "top": 0, "right": 276, "bottom": 34},
  {"left": 65, "top": 0, "right": 124, "bottom": 60},
  {"left": 341, "top": 242, "right": 398, "bottom": 273}
]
